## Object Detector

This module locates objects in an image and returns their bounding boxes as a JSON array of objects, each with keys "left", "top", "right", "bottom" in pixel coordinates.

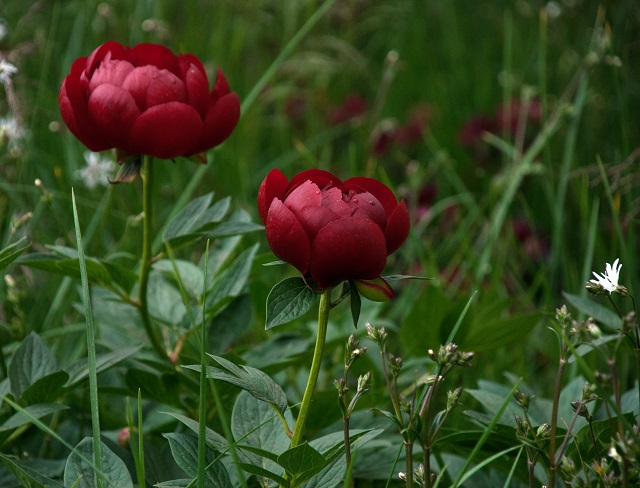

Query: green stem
[
  {"left": 290, "top": 290, "right": 331, "bottom": 448},
  {"left": 138, "top": 156, "right": 166, "bottom": 360}
]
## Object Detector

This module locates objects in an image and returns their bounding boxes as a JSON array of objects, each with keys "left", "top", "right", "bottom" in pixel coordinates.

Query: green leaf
[
  {"left": 0, "top": 454, "right": 65, "bottom": 488},
  {"left": 562, "top": 292, "right": 623, "bottom": 330},
  {"left": 265, "top": 277, "right": 319, "bottom": 329},
  {"left": 0, "top": 403, "right": 69, "bottom": 431},
  {"left": 236, "top": 463, "right": 288, "bottom": 487},
  {"left": 164, "top": 433, "right": 231, "bottom": 487},
  {"left": 205, "top": 244, "right": 258, "bottom": 314},
  {"left": 208, "top": 294, "right": 254, "bottom": 354},
  {"left": 163, "top": 192, "right": 214, "bottom": 243},
  {"left": 65, "top": 346, "right": 141, "bottom": 388},
  {"left": 162, "top": 412, "right": 228, "bottom": 452},
  {"left": 154, "top": 259, "right": 204, "bottom": 299},
  {"left": 0, "top": 237, "right": 29, "bottom": 272},
  {"left": 349, "top": 281, "right": 362, "bottom": 328},
  {"left": 8, "top": 332, "right": 58, "bottom": 399},
  {"left": 463, "top": 312, "right": 541, "bottom": 351},
  {"left": 17, "top": 251, "right": 137, "bottom": 292},
  {"left": 204, "top": 220, "right": 264, "bottom": 239},
  {"left": 188, "top": 355, "right": 288, "bottom": 414},
  {"left": 63, "top": 437, "right": 133, "bottom": 488},
  {"left": 231, "top": 390, "right": 292, "bottom": 475},
  {"left": 277, "top": 444, "right": 325, "bottom": 476},
  {"left": 21, "top": 370, "right": 69, "bottom": 405}
]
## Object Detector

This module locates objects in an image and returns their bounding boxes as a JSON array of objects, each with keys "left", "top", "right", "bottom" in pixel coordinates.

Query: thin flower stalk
[
  {"left": 137, "top": 156, "right": 166, "bottom": 360},
  {"left": 290, "top": 290, "right": 331, "bottom": 448}
]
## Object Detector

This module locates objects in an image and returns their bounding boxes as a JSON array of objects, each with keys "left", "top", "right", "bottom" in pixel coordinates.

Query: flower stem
[
  {"left": 138, "top": 156, "right": 166, "bottom": 360},
  {"left": 290, "top": 290, "right": 331, "bottom": 448}
]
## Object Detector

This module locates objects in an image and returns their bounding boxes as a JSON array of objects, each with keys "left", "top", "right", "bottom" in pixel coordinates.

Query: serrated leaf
[
  {"left": 188, "top": 355, "right": 288, "bottom": 413},
  {"left": 0, "top": 454, "right": 65, "bottom": 488},
  {"left": 163, "top": 192, "right": 214, "bottom": 242},
  {"left": 0, "top": 237, "right": 29, "bottom": 272},
  {"left": 265, "top": 277, "right": 319, "bottom": 329},
  {"left": 562, "top": 292, "right": 623, "bottom": 330},
  {"left": 21, "top": 370, "right": 69, "bottom": 405},
  {"left": 163, "top": 433, "right": 231, "bottom": 487},
  {"left": 8, "top": 332, "right": 58, "bottom": 399},
  {"left": 63, "top": 437, "right": 133, "bottom": 488},
  {"left": 277, "top": 444, "right": 326, "bottom": 476},
  {"left": 0, "top": 403, "right": 69, "bottom": 431}
]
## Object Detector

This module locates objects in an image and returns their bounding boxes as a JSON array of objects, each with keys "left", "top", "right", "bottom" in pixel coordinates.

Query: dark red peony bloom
[
  {"left": 258, "top": 168, "right": 410, "bottom": 290},
  {"left": 58, "top": 41, "right": 240, "bottom": 161}
]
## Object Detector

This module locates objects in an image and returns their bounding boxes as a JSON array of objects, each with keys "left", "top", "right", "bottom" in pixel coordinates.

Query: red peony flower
[
  {"left": 258, "top": 168, "right": 410, "bottom": 291},
  {"left": 58, "top": 41, "right": 240, "bottom": 161}
]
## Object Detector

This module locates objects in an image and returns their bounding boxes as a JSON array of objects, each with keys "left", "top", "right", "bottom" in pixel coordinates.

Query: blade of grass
[
  {"left": 71, "top": 189, "right": 103, "bottom": 488},
  {"left": 127, "top": 390, "right": 146, "bottom": 488},
  {"left": 0, "top": 394, "right": 110, "bottom": 485},
  {"left": 197, "top": 240, "right": 209, "bottom": 488},
  {"left": 201, "top": 239, "right": 248, "bottom": 488},
  {"left": 451, "top": 379, "right": 522, "bottom": 487}
]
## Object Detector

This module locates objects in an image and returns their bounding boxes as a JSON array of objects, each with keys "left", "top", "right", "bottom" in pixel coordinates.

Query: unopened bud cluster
[
  {"left": 428, "top": 343, "right": 474, "bottom": 368},
  {"left": 365, "top": 322, "right": 387, "bottom": 346},
  {"left": 345, "top": 334, "right": 367, "bottom": 368}
]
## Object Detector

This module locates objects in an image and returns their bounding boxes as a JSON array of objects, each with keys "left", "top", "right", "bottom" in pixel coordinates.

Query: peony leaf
[
  {"left": 63, "top": 437, "right": 133, "bottom": 488},
  {"left": 265, "top": 277, "right": 319, "bottom": 329},
  {"left": 163, "top": 192, "right": 214, "bottom": 243},
  {"left": 277, "top": 444, "right": 326, "bottom": 476}
]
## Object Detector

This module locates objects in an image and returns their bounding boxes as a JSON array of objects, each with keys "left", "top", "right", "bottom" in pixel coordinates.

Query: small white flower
[
  {"left": 590, "top": 258, "right": 621, "bottom": 293},
  {"left": 76, "top": 151, "right": 114, "bottom": 189},
  {"left": 0, "top": 116, "right": 23, "bottom": 141},
  {"left": 0, "top": 59, "right": 17, "bottom": 85},
  {"left": 0, "top": 19, "right": 8, "bottom": 43}
]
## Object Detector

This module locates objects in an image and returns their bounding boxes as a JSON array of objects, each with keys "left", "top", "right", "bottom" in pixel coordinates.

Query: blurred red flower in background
[{"left": 58, "top": 41, "right": 240, "bottom": 161}]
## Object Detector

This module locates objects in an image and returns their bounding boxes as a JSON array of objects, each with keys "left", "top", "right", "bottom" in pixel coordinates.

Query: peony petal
[
  {"left": 185, "top": 92, "right": 240, "bottom": 155},
  {"left": 181, "top": 61, "right": 210, "bottom": 117},
  {"left": 127, "top": 102, "right": 202, "bottom": 158},
  {"left": 86, "top": 41, "right": 127, "bottom": 76},
  {"left": 89, "top": 59, "right": 135, "bottom": 91},
  {"left": 343, "top": 176, "right": 399, "bottom": 219},
  {"left": 283, "top": 180, "right": 323, "bottom": 216},
  {"left": 345, "top": 191, "right": 387, "bottom": 229},
  {"left": 309, "top": 218, "right": 387, "bottom": 289},
  {"left": 122, "top": 66, "right": 187, "bottom": 111},
  {"left": 87, "top": 84, "right": 141, "bottom": 148},
  {"left": 59, "top": 59, "right": 112, "bottom": 151},
  {"left": 258, "top": 169, "right": 289, "bottom": 224},
  {"left": 385, "top": 200, "right": 410, "bottom": 254},
  {"left": 286, "top": 169, "right": 342, "bottom": 198},
  {"left": 210, "top": 68, "right": 231, "bottom": 104},
  {"left": 129, "top": 43, "right": 179, "bottom": 73},
  {"left": 295, "top": 205, "right": 341, "bottom": 241},
  {"left": 265, "top": 199, "right": 311, "bottom": 275}
]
